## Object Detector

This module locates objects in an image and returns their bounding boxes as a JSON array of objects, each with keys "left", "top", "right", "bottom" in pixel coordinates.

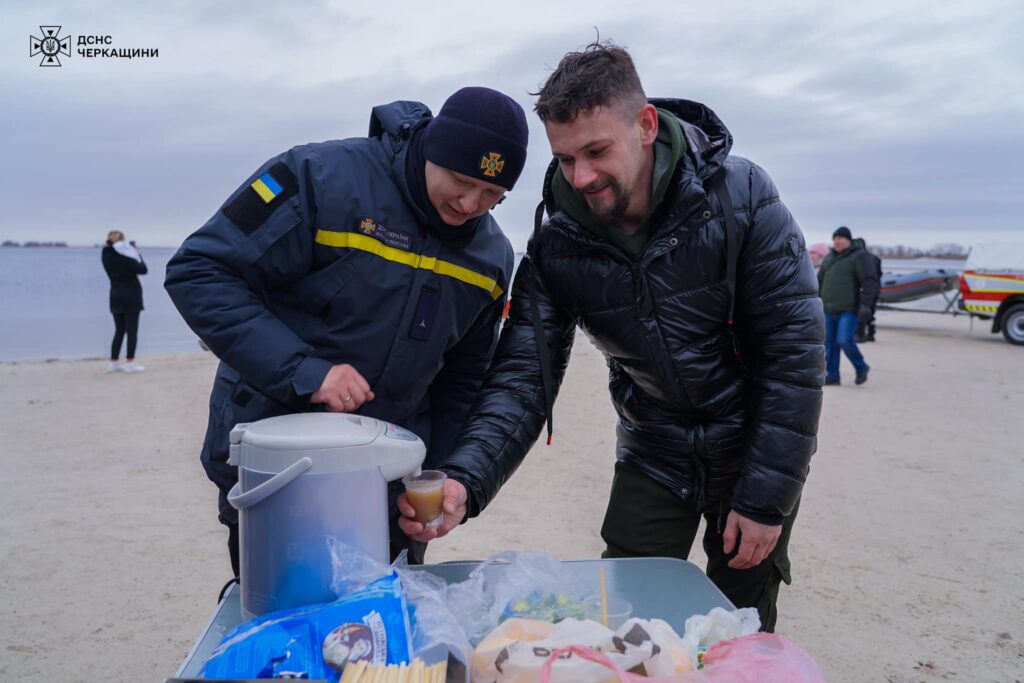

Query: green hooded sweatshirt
[
  {"left": 551, "top": 109, "right": 686, "bottom": 259},
  {"left": 817, "top": 244, "right": 868, "bottom": 313}
]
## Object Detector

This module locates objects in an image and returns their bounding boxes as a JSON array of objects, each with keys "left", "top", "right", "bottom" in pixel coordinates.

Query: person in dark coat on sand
[{"left": 101, "top": 230, "right": 147, "bottom": 373}]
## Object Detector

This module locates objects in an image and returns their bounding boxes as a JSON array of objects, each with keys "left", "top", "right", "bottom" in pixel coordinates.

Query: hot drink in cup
[{"left": 402, "top": 470, "right": 447, "bottom": 529}]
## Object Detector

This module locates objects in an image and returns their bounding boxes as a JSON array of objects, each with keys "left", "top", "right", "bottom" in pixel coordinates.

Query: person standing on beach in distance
[
  {"left": 165, "top": 87, "right": 528, "bottom": 577},
  {"left": 399, "top": 42, "right": 824, "bottom": 632},
  {"left": 808, "top": 242, "right": 829, "bottom": 269},
  {"left": 101, "top": 230, "right": 147, "bottom": 373},
  {"left": 853, "top": 236, "right": 882, "bottom": 343},
  {"left": 818, "top": 227, "right": 879, "bottom": 385}
]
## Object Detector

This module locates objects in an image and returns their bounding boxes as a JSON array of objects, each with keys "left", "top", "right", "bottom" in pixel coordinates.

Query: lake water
[
  {"left": 0, "top": 247, "right": 200, "bottom": 362},
  {"left": 0, "top": 247, "right": 966, "bottom": 362}
]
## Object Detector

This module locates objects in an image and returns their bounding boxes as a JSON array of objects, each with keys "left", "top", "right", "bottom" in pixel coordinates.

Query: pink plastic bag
[
  {"left": 539, "top": 634, "right": 826, "bottom": 683},
  {"left": 696, "top": 633, "right": 827, "bottom": 682}
]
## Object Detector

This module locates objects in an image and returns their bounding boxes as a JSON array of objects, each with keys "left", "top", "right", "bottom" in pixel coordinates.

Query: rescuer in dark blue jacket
[{"left": 165, "top": 87, "right": 528, "bottom": 575}]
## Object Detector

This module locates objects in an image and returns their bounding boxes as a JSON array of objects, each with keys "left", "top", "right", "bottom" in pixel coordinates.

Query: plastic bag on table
[
  {"left": 636, "top": 618, "right": 700, "bottom": 677},
  {"left": 681, "top": 606, "right": 759, "bottom": 665},
  {"left": 472, "top": 616, "right": 696, "bottom": 682},
  {"left": 328, "top": 538, "right": 472, "bottom": 682},
  {"left": 393, "top": 550, "right": 473, "bottom": 683},
  {"left": 691, "top": 632, "right": 827, "bottom": 682},
  {"left": 328, "top": 537, "right": 394, "bottom": 595},
  {"left": 199, "top": 573, "right": 413, "bottom": 681},
  {"left": 446, "top": 551, "right": 591, "bottom": 646}
]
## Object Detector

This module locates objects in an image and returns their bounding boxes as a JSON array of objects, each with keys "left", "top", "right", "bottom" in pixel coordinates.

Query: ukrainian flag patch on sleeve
[
  {"left": 251, "top": 172, "right": 284, "bottom": 203},
  {"left": 222, "top": 161, "right": 299, "bottom": 235}
]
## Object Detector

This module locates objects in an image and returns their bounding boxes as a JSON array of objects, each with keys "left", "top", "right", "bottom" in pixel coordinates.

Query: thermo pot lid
[
  {"left": 239, "top": 413, "right": 383, "bottom": 449},
  {"left": 234, "top": 413, "right": 425, "bottom": 478}
]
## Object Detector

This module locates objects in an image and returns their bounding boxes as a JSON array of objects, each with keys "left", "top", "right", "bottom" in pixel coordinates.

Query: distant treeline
[
  {"left": 2, "top": 241, "right": 69, "bottom": 248},
  {"left": 0, "top": 239, "right": 971, "bottom": 258},
  {"left": 866, "top": 243, "right": 967, "bottom": 259}
]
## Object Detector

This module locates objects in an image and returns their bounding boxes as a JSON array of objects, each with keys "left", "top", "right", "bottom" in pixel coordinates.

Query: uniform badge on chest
[{"left": 359, "top": 217, "right": 412, "bottom": 251}]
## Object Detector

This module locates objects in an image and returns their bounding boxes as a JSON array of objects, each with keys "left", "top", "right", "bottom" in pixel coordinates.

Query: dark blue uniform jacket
[{"left": 165, "top": 101, "right": 514, "bottom": 508}]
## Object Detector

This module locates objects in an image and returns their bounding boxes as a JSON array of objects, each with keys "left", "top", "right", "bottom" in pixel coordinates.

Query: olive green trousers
[{"left": 600, "top": 462, "right": 800, "bottom": 632}]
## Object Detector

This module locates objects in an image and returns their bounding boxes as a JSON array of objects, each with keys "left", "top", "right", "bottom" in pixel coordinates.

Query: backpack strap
[
  {"left": 529, "top": 199, "right": 555, "bottom": 445},
  {"left": 710, "top": 170, "right": 744, "bottom": 356}
]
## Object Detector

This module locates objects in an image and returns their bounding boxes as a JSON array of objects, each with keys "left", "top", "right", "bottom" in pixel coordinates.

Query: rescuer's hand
[{"left": 311, "top": 364, "right": 375, "bottom": 412}]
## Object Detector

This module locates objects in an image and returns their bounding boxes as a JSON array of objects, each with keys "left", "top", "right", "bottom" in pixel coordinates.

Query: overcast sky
[{"left": 2, "top": 0, "right": 1021, "bottom": 250}]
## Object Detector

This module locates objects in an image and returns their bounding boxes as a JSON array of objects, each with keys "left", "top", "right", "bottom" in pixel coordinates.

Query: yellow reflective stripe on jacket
[{"left": 314, "top": 229, "right": 503, "bottom": 300}]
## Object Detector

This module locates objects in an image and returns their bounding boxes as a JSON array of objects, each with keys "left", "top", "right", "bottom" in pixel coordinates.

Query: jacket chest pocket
[
  {"left": 547, "top": 261, "right": 634, "bottom": 317},
  {"left": 421, "top": 277, "right": 492, "bottom": 347},
  {"left": 274, "top": 249, "right": 366, "bottom": 318},
  {"left": 658, "top": 226, "right": 728, "bottom": 292}
]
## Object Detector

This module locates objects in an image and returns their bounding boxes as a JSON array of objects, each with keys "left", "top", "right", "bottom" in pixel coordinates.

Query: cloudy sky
[{"left": 2, "top": 0, "right": 1021, "bottom": 250}]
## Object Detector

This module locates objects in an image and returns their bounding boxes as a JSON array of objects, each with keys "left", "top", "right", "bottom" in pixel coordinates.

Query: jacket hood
[
  {"left": 541, "top": 98, "right": 733, "bottom": 217},
  {"left": 649, "top": 98, "right": 732, "bottom": 180},
  {"left": 368, "top": 100, "right": 432, "bottom": 142}
]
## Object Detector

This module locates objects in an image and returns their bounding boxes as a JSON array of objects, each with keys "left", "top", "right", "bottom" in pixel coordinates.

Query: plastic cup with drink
[{"left": 402, "top": 470, "right": 447, "bottom": 529}]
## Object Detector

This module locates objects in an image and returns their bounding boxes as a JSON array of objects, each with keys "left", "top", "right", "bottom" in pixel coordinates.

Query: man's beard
[{"left": 581, "top": 177, "right": 631, "bottom": 229}]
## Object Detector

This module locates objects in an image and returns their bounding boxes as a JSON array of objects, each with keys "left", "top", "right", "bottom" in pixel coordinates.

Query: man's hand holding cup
[{"left": 398, "top": 472, "right": 468, "bottom": 542}]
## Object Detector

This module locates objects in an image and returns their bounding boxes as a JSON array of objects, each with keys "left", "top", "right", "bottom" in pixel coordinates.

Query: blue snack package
[{"left": 200, "top": 573, "right": 413, "bottom": 680}]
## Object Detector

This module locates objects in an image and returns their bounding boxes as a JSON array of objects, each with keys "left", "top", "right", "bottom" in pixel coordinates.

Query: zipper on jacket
[{"left": 691, "top": 424, "right": 709, "bottom": 510}]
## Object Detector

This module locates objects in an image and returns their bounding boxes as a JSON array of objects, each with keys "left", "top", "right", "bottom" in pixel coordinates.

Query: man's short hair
[{"left": 533, "top": 41, "right": 647, "bottom": 124}]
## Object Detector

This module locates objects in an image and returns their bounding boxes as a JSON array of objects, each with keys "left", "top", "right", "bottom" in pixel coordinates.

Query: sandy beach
[{"left": 1, "top": 310, "right": 1021, "bottom": 682}]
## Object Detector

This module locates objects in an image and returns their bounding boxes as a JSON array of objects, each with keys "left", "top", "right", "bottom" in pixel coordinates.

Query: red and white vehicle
[{"left": 959, "top": 242, "right": 1024, "bottom": 345}]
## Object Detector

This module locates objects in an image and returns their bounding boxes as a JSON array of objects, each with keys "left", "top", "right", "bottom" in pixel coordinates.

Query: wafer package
[{"left": 338, "top": 657, "right": 446, "bottom": 683}]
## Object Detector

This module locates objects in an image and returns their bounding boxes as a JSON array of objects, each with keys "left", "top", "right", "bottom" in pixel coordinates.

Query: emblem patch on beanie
[{"left": 479, "top": 152, "right": 505, "bottom": 177}]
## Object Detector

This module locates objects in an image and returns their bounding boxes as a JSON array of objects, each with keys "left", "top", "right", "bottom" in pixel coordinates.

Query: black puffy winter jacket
[{"left": 441, "top": 99, "right": 825, "bottom": 525}]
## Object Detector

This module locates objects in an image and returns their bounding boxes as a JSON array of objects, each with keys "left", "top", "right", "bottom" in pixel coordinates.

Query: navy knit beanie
[
  {"left": 423, "top": 87, "right": 529, "bottom": 191},
  {"left": 833, "top": 226, "right": 853, "bottom": 241}
]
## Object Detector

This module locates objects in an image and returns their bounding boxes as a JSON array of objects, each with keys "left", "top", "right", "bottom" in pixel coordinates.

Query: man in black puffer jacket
[{"left": 399, "top": 43, "right": 824, "bottom": 631}]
